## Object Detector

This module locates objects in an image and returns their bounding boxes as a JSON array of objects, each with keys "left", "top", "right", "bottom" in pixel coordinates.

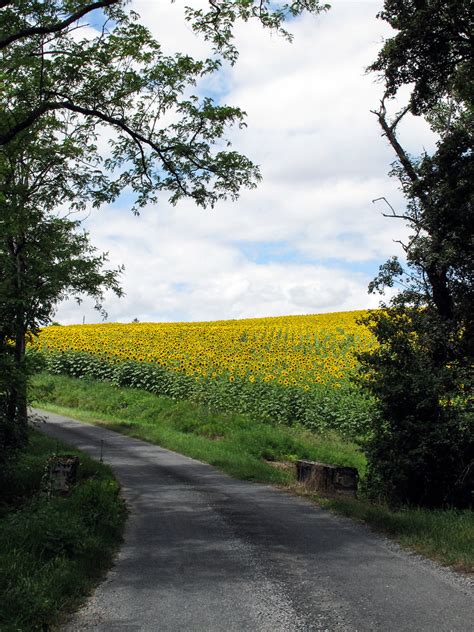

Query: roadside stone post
[
  {"left": 296, "top": 460, "right": 358, "bottom": 497},
  {"left": 43, "top": 455, "right": 80, "bottom": 496}
]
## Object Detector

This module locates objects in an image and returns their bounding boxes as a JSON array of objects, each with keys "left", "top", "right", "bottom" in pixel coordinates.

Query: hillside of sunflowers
[{"left": 32, "top": 310, "right": 377, "bottom": 437}]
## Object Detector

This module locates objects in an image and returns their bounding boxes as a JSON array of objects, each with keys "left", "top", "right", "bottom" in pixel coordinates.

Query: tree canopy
[
  {"left": 1, "top": 0, "right": 326, "bottom": 208},
  {"left": 0, "top": 123, "right": 124, "bottom": 456},
  {"left": 369, "top": 0, "right": 472, "bottom": 114}
]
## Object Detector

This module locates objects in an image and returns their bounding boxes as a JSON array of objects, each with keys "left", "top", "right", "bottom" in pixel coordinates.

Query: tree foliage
[
  {"left": 0, "top": 0, "right": 326, "bottom": 208},
  {"left": 368, "top": 0, "right": 472, "bottom": 115},
  {"left": 0, "top": 126, "right": 123, "bottom": 458},
  {"left": 359, "top": 0, "right": 473, "bottom": 507}
]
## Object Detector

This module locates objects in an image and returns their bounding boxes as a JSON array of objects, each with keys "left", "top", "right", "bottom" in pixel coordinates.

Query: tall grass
[
  {"left": 0, "top": 430, "right": 126, "bottom": 631},
  {"left": 32, "top": 372, "right": 365, "bottom": 481}
]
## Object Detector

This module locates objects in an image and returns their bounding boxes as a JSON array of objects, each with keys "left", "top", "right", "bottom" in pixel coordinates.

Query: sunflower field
[{"left": 31, "top": 311, "right": 377, "bottom": 437}]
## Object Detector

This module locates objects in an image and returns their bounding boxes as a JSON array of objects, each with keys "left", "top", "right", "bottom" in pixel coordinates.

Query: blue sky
[{"left": 56, "top": 1, "right": 435, "bottom": 324}]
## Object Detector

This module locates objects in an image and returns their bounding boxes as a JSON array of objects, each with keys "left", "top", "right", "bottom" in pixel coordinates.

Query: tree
[
  {"left": 358, "top": 0, "right": 473, "bottom": 508},
  {"left": 0, "top": 124, "right": 123, "bottom": 460},
  {"left": 0, "top": 1, "right": 327, "bottom": 459}
]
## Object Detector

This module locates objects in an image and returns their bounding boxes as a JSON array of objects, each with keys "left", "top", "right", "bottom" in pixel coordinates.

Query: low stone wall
[{"left": 296, "top": 460, "right": 358, "bottom": 497}]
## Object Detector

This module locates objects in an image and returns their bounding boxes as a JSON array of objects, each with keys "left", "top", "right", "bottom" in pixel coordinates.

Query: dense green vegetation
[
  {"left": 35, "top": 349, "right": 375, "bottom": 439},
  {"left": 32, "top": 373, "right": 473, "bottom": 573},
  {"left": 32, "top": 372, "right": 365, "bottom": 480},
  {"left": 0, "top": 429, "right": 126, "bottom": 631},
  {"left": 360, "top": 0, "right": 473, "bottom": 508}
]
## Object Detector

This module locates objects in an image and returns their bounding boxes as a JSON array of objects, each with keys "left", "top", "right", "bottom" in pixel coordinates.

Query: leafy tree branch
[{"left": 0, "top": 0, "right": 119, "bottom": 49}]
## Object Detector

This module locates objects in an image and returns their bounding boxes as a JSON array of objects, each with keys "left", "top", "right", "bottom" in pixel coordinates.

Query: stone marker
[
  {"left": 296, "top": 460, "right": 358, "bottom": 497},
  {"left": 45, "top": 454, "right": 80, "bottom": 495}
]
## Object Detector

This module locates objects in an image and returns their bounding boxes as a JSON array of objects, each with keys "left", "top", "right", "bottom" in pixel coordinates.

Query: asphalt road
[{"left": 35, "top": 409, "right": 473, "bottom": 632}]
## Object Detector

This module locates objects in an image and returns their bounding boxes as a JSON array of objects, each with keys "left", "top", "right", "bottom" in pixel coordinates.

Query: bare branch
[
  {"left": 389, "top": 105, "right": 410, "bottom": 132},
  {"left": 372, "top": 196, "right": 396, "bottom": 214},
  {"left": 381, "top": 211, "right": 423, "bottom": 228},
  {"left": 371, "top": 101, "right": 420, "bottom": 185},
  {"left": 372, "top": 196, "right": 423, "bottom": 228},
  {"left": 393, "top": 239, "right": 409, "bottom": 253}
]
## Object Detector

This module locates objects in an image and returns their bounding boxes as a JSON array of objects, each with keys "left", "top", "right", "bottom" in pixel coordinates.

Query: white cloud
[{"left": 55, "top": 1, "right": 434, "bottom": 325}]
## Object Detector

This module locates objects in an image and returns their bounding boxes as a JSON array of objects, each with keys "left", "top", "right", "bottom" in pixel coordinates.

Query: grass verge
[
  {"left": 0, "top": 428, "right": 126, "bottom": 632},
  {"left": 292, "top": 489, "right": 473, "bottom": 574},
  {"left": 32, "top": 372, "right": 364, "bottom": 482},
  {"left": 32, "top": 372, "right": 473, "bottom": 574}
]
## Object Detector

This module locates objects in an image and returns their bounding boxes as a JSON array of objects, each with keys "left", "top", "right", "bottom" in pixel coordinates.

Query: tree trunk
[
  {"left": 3, "top": 235, "right": 29, "bottom": 448},
  {"left": 14, "top": 239, "right": 28, "bottom": 441},
  {"left": 426, "top": 259, "right": 454, "bottom": 322}
]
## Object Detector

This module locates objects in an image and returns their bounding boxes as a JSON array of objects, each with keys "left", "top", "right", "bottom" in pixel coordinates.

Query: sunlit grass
[{"left": 32, "top": 373, "right": 365, "bottom": 483}]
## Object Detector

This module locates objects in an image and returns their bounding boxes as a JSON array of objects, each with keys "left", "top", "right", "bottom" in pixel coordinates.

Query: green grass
[
  {"left": 295, "top": 492, "right": 473, "bottom": 573},
  {"left": 32, "top": 372, "right": 364, "bottom": 482},
  {"left": 32, "top": 372, "right": 473, "bottom": 574},
  {"left": 0, "top": 428, "right": 126, "bottom": 632}
]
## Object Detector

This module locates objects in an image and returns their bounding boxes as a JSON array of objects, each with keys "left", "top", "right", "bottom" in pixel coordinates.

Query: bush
[{"left": 358, "top": 308, "right": 473, "bottom": 508}]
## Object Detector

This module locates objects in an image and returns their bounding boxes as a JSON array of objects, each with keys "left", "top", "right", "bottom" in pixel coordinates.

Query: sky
[{"left": 55, "top": 0, "right": 436, "bottom": 325}]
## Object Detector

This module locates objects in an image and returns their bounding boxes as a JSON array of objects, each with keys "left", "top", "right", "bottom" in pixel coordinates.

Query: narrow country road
[{"left": 36, "top": 410, "right": 473, "bottom": 632}]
